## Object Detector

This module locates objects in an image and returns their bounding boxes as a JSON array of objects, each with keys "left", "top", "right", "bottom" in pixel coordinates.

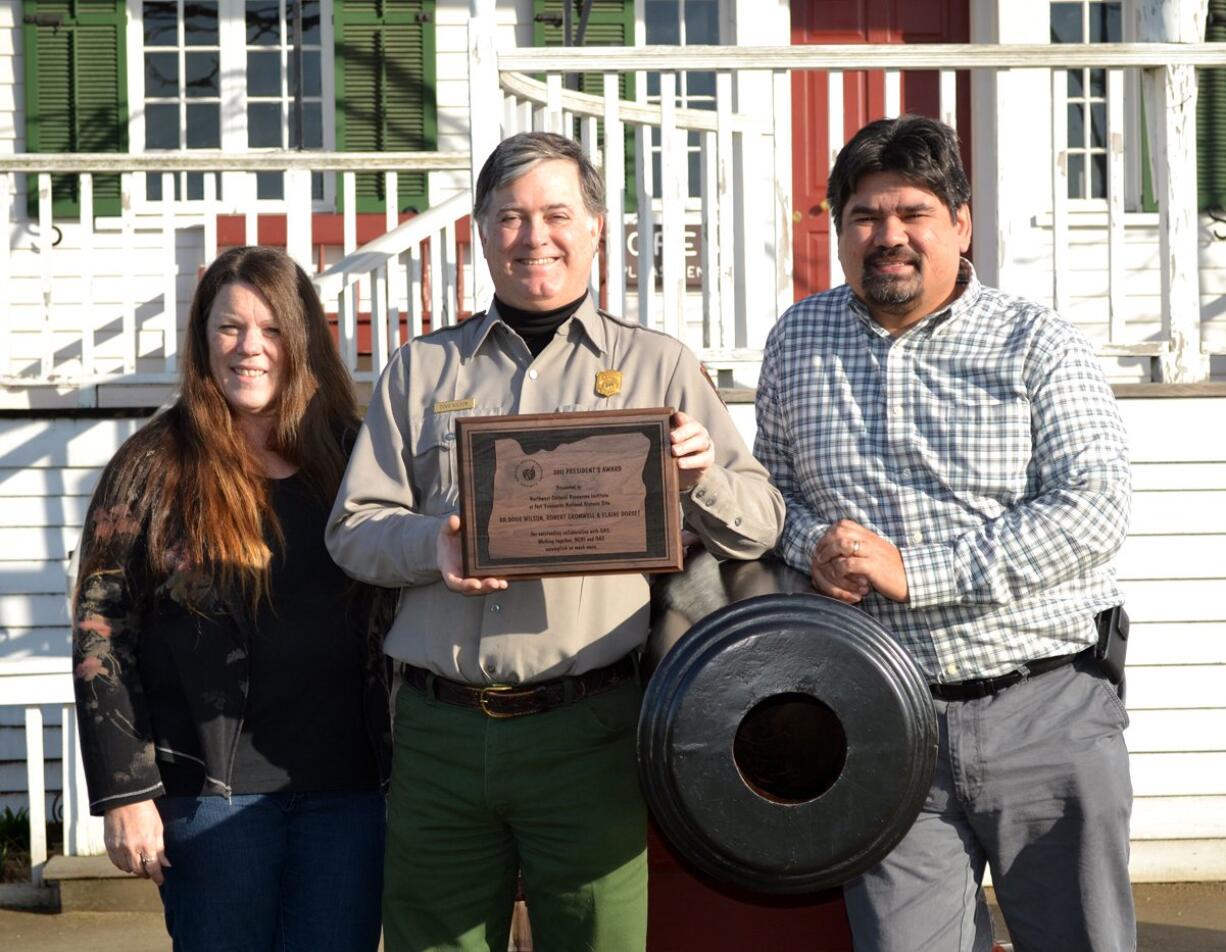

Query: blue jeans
[{"left": 156, "top": 790, "right": 386, "bottom": 952}]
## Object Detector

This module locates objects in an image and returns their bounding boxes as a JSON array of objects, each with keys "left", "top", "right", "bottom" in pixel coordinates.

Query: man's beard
[{"left": 861, "top": 249, "right": 922, "bottom": 312}]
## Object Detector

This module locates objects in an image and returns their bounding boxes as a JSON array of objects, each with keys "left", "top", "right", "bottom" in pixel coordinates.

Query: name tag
[{"left": 433, "top": 398, "right": 476, "bottom": 414}]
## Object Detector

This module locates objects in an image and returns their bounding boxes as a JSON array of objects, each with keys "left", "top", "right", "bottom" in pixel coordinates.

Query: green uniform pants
[{"left": 383, "top": 677, "right": 648, "bottom": 952}]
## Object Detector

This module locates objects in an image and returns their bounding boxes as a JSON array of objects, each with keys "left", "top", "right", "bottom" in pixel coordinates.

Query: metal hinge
[
  {"left": 534, "top": 14, "right": 564, "bottom": 26},
  {"left": 414, "top": 12, "right": 431, "bottom": 23}
]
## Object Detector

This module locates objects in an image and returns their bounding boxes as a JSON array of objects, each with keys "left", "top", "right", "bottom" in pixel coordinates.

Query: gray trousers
[{"left": 843, "top": 655, "right": 1136, "bottom": 952}]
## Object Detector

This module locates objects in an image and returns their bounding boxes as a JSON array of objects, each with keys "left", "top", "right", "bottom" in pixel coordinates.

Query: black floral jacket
[{"left": 72, "top": 489, "right": 396, "bottom": 816}]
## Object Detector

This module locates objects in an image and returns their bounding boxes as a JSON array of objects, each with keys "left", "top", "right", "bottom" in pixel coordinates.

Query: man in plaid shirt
[{"left": 755, "top": 116, "right": 1135, "bottom": 951}]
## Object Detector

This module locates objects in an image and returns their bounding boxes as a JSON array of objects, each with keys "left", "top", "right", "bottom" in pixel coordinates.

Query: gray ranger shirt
[{"left": 326, "top": 296, "right": 784, "bottom": 685}]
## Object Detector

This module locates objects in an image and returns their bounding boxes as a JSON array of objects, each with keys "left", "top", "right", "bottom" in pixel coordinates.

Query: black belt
[
  {"left": 929, "top": 649, "right": 1088, "bottom": 702},
  {"left": 400, "top": 655, "right": 637, "bottom": 718}
]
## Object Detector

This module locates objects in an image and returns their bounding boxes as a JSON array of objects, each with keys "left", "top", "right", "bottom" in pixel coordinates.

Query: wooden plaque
[{"left": 455, "top": 408, "right": 683, "bottom": 579}]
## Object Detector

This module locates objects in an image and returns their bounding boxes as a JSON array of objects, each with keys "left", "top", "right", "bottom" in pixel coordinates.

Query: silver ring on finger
[{"left": 852, "top": 540, "right": 861, "bottom": 555}]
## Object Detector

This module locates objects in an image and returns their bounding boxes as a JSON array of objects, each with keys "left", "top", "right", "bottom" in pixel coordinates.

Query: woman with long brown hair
[{"left": 72, "top": 246, "right": 391, "bottom": 950}]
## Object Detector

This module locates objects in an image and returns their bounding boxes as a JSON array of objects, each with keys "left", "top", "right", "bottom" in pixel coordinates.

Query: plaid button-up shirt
[{"left": 754, "top": 261, "right": 1131, "bottom": 681}]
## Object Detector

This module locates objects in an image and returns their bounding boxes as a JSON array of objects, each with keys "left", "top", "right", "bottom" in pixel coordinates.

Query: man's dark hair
[{"left": 826, "top": 115, "right": 970, "bottom": 234}]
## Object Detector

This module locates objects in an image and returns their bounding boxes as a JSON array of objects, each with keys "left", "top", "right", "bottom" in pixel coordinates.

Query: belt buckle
[{"left": 479, "top": 684, "right": 519, "bottom": 718}]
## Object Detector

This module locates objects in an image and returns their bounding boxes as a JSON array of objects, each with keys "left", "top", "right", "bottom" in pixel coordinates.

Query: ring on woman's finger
[{"left": 851, "top": 540, "right": 861, "bottom": 555}]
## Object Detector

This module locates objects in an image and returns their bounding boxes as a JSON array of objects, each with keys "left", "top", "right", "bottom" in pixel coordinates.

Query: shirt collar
[
  {"left": 463, "top": 293, "right": 607, "bottom": 359},
  {"left": 847, "top": 258, "right": 981, "bottom": 339}
]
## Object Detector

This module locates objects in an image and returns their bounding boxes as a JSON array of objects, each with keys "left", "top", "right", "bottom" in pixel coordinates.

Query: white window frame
[
  {"left": 1049, "top": 0, "right": 1146, "bottom": 213},
  {"left": 636, "top": 0, "right": 726, "bottom": 212},
  {"left": 126, "top": 0, "right": 336, "bottom": 212}
]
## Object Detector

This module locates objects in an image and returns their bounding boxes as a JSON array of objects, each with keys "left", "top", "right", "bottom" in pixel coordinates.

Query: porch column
[
  {"left": 1140, "top": 0, "right": 1211, "bottom": 382},
  {"left": 467, "top": 0, "right": 500, "bottom": 312}
]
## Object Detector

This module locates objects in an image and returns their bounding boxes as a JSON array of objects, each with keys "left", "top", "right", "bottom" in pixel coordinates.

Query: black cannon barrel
[{"left": 639, "top": 551, "right": 937, "bottom": 894}]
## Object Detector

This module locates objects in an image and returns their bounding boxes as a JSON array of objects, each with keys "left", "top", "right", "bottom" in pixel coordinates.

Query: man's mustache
[{"left": 865, "top": 248, "right": 921, "bottom": 270}]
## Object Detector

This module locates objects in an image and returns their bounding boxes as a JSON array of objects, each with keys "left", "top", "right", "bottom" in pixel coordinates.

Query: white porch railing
[
  {"left": 0, "top": 659, "right": 103, "bottom": 884},
  {"left": 0, "top": 151, "right": 468, "bottom": 401},
  {"left": 468, "top": 37, "right": 1226, "bottom": 384}
]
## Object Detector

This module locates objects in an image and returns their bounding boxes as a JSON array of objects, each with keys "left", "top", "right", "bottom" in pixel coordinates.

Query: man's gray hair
[{"left": 473, "top": 132, "right": 607, "bottom": 225}]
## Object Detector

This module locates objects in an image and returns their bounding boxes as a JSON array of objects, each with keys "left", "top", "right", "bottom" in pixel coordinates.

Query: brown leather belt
[
  {"left": 400, "top": 655, "right": 637, "bottom": 718},
  {"left": 929, "top": 649, "right": 1088, "bottom": 702}
]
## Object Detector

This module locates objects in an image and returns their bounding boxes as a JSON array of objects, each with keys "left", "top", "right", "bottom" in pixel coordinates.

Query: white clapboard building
[{"left": 1, "top": 0, "right": 1225, "bottom": 888}]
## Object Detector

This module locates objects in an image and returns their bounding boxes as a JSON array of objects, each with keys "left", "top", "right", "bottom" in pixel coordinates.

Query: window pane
[
  {"left": 687, "top": 71, "right": 715, "bottom": 103},
  {"left": 1090, "top": 68, "right": 1106, "bottom": 98},
  {"left": 287, "top": 50, "right": 322, "bottom": 98},
  {"left": 1091, "top": 102, "right": 1106, "bottom": 148},
  {"left": 290, "top": 102, "right": 323, "bottom": 148},
  {"left": 185, "top": 51, "right": 219, "bottom": 98},
  {"left": 1050, "top": 3, "right": 1082, "bottom": 43},
  {"left": 247, "top": 0, "right": 281, "bottom": 45},
  {"left": 1068, "top": 103, "right": 1085, "bottom": 148},
  {"left": 185, "top": 1, "right": 219, "bottom": 46},
  {"left": 688, "top": 150, "right": 701, "bottom": 198},
  {"left": 1091, "top": 153, "right": 1107, "bottom": 198},
  {"left": 684, "top": 0, "right": 719, "bottom": 44},
  {"left": 256, "top": 171, "right": 284, "bottom": 200},
  {"left": 186, "top": 172, "right": 206, "bottom": 201},
  {"left": 1090, "top": 1, "right": 1122, "bottom": 43},
  {"left": 186, "top": 103, "right": 220, "bottom": 147},
  {"left": 647, "top": 72, "right": 660, "bottom": 97},
  {"left": 145, "top": 52, "right": 179, "bottom": 96},
  {"left": 248, "top": 50, "right": 282, "bottom": 97},
  {"left": 146, "top": 172, "right": 164, "bottom": 201},
  {"left": 248, "top": 103, "right": 283, "bottom": 147},
  {"left": 144, "top": 1, "right": 178, "bottom": 46},
  {"left": 646, "top": 0, "right": 680, "bottom": 45},
  {"left": 1068, "top": 153, "right": 1086, "bottom": 199},
  {"left": 1067, "top": 68, "right": 1084, "bottom": 99},
  {"left": 145, "top": 103, "right": 180, "bottom": 148},
  {"left": 287, "top": 0, "right": 322, "bottom": 45}
]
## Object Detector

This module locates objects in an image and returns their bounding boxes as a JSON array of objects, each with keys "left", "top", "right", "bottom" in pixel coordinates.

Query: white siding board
[
  {"left": 1120, "top": 400, "right": 1226, "bottom": 462},
  {"left": 1130, "top": 752, "right": 1226, "bottom": 797},
  {"left": 0, "top": 527, "right": 81, "bottom": 561},
  {"left": 1131, "top": 797, "right": 1226, "bottom": 840},
  {"left": 0, "top": 760, "right": 62, "bottom": 793},
  {"left": 1129, "top": 839, "right": 1226, "bottom": 882},
  {"left": 1125, "top": 622, "right": 1226, "bottom": 665},
  {"left": 0, "top": 561, "right": 70, "bottom": 595},
  {"left": 0, "top": 627, "right": 72, "bottom": 657},
  {"left": 0, "top": 467, "right": 100, "bottom": 497},
  {"left": 1117, "top": 580, "right": 1226, "bottom": 623},
  {"left": 1131, "top": 462, "right": 1226, "bottom": 491},
  {"left": 1127, "top": 710, "right": 1226, "bottom": 753},
  {"left": 1124, "top": 665, "right": 1226, "bottom": 711},
  {"left": 0, "top": 496, "right": 90, "bottom": 527},
  {"left": 1115, "top": 535, "right": 1226, "bottom": 579},
  {"left": 0, "top": 593, "right": 70, "bottom": 628},
  {"left": 0, "top": 419, "right": 142, "bottom": 467}
]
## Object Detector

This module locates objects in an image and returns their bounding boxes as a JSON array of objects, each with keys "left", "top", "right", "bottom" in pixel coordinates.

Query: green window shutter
[
  {"left": 23, "top": 0, "right": 128, "bottom": 218},
  {"left": 334, "top": 0, "right": 437, "bottom": 214},
  {"left": 1198, "top": 0, "right": 1226, "bottom": 212},
  {"left": 533, "top": 0, "right": 636, "bottom": 212}
]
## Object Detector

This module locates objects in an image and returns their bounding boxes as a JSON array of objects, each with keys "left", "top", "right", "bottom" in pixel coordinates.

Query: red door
[{"left": 791, "top": 0, "right": 971, "bottom": 300}]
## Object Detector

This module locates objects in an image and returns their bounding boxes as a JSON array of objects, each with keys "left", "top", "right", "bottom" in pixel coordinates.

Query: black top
[
  {"left": 219, "top": 473, "right": 379, "bottom": 793},
  {"left": 496, "top": 292, "right": 588, "bottom": 358}
]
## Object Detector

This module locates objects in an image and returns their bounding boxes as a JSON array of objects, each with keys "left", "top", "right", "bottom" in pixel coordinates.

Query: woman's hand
[{"left": 103, "top": 800, "right": 171, "bottom": 885}]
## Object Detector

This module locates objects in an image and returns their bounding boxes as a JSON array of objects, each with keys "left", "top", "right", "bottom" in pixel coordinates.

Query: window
[
  {"left": 1050, "top": 0, "right": 1122, "bottom": 201},
  {"left": 135, "top": 0, "right": 329, "bottom": 204},
  {"left": 644, "top": 0, "right": 719, "bottom": 201},
  {"left": 141, "top": 0, "right": 223, "bottom": 199}
]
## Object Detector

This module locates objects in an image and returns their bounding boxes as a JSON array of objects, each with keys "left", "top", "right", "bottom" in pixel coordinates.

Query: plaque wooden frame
[{"left": 455, "top": 408, "right": 683, "bottom": 579}]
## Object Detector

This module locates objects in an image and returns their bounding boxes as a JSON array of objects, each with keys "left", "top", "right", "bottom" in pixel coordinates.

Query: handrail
[
  {"left": 498, "top": 42, "right": 1226, "bottom": 72},
  {"left": 499, "top": 71, "right": 769, "bottom": 133},
  {"left": 312, "top": 191, "right": 472, "bottom": 303},
  {"left": 0, "top": 151, "right": 470, "bottom": 174}
]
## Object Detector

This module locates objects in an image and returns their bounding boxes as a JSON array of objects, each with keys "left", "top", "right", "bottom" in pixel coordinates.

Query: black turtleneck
[{"left": 495, "top": 292, "right": 588, "bottom": 358}]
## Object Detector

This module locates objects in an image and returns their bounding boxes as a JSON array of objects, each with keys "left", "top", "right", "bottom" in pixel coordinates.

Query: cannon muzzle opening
[{"left": 639, "top": 552, "right": 937, "bottom": 894}]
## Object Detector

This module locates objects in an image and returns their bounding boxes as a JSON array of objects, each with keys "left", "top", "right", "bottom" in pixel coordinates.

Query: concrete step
[{"left": 41, "top": 855, "right": 162, "bottom": 913}]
